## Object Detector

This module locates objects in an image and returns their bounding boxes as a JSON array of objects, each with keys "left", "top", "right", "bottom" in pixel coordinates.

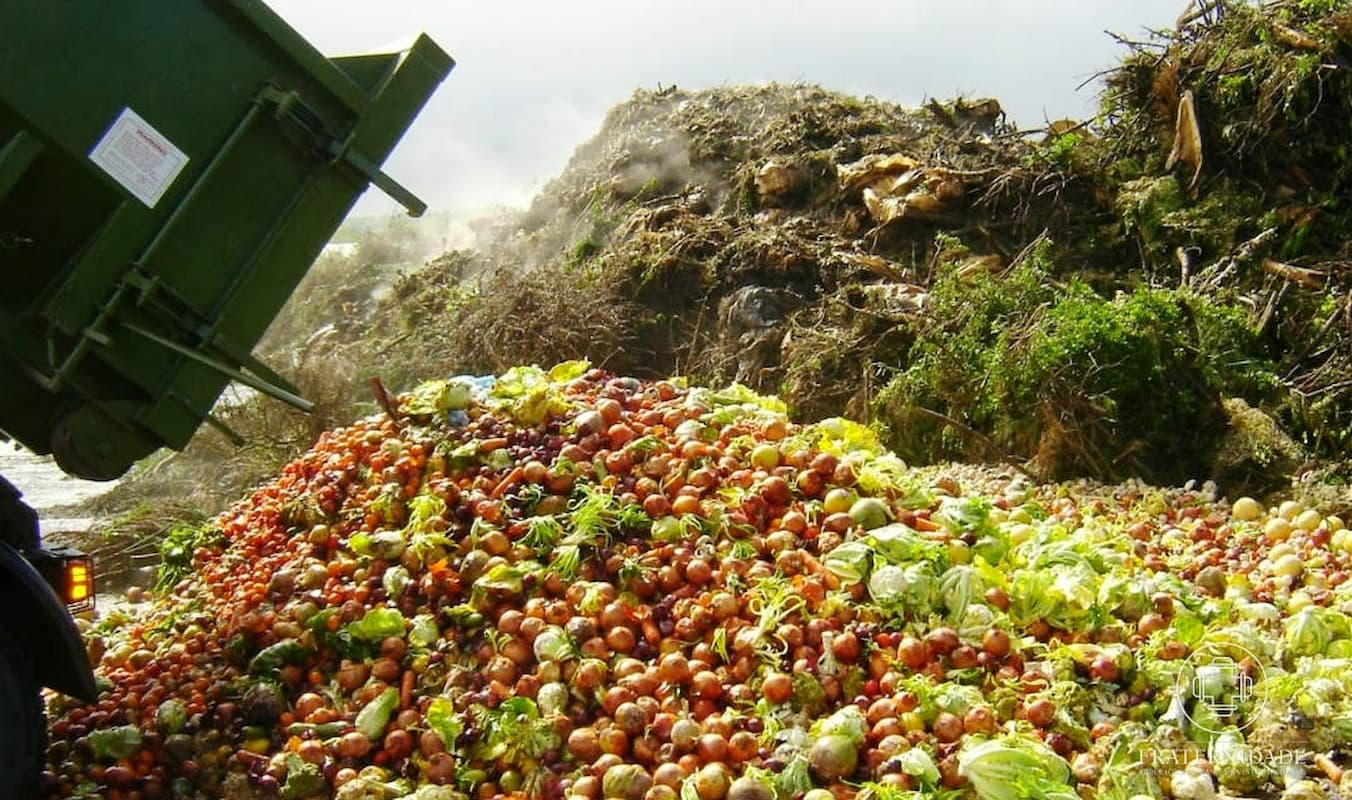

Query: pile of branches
[{"left": 1098, "top": 0, "right": 1352, "bottom": 453}]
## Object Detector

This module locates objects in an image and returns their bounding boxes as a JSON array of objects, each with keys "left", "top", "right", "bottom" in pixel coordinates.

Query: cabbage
[
  {"left": 426, "top": 697, "right": 463, "bottom": 750},
  {"left": 1008, "top": 564, "right": 1097, "bottom": 630},
  {"left": 933, "top": 683, "right": 985, "bottom": 717},
  {"left": 487, "top": 362, "right": 588, "bottom": 424},
  {"left": 1284, "top": 607, "right": 1334, "bottom": 657},
  {"left": 868, "top": 524, "right": 945, "bottom": 565},
  {"left": 934, "top": 496, "right": 994, "bottom": 536},
  {"left": 899, "top": 563, "right": 938, "bottom": 616},
  {"left": 348, "top": 607, "right": 406, "bottom": 643},
  {"left": 958, "top": 735, "right": 1077, "bottom": 800},
  {"left": 1237, "top": 601, "right": 1281, "bottom": 626},
  {"left": 537, "top": 681, "right": 570, "bottom": 715},
  {"left": 281, "top": 753, "right": 326, "bottom": 800},
  {"left": 408, "top": 613, "right": 439, "bottom": 648},
  {"left": 355, "top": 687, "right": 399, "bottom": 740},
  {"left": 811, "top": 705, "right": 868, "bottom": 746},
  {"left": 863, "top": 562, "right": 937, "bottom": 617},
  {"left": 692, "top": 383, "right": 788, "bottom": 415},
  {"left": 848, "top": 497, "right": 891, "bottom": 530},
  {"left": 400, "top": 379, "right": 472, "bottom": 416},
  {"left": 154, "top": 698, "right": 187, "bottom": 735},
  {"left": 958, "top": 604, "right": 999, "bottom": 644},
  {"left": 382, "top": 565, "right": 412, "bottom": 601},
  {"left": 867, "top": 564, "right": 908, "bottom": 607},
  {"left": 674, "top": 419, "right": 712, "bottom": 442},
  {"left": 476, "top": 562, "right": 534, "bottom": 597},
  {"left": 1094, "top": 724, "right": 1164, "bottom": 800},
  {"left": 773, "top": 755, "right": 812, "bottom": 799},
  {"left": 806, "top": 417, "right": 883, "bottom": 456},
  {"left": 940, "top": 564, "right": 984, "bottom": 621},
  {"left": 533, "top": 625, "right": 575, "bottom": 663},
  {"left": 1209, "top": 731, "right": 1268, "bottom": 792},
  {"left": 89, "top": 725, "right": 142, "bottom": 761},
  {"left": 1098, "top": 573, "right": 1150, "bottom": 621},
  {"left": 1008, "top": 569, "right": 1058, "bottom": 626},
  {"left": 897, "top": 747, "right": 941, "bottom": 788},
  {"left": 823, "top": 541, "right": 872, "bottom": 584}
]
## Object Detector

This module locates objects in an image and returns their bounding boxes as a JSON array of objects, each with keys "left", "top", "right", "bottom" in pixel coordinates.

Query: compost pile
[
  {"left": 354, "top": 0, "right": 1352, "bottom": 495},
  {"left": 45, "top": 365, "right": 1352, "bottom": 800}
]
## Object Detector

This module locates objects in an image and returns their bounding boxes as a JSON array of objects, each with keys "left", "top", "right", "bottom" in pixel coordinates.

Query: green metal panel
[{"left": 0, "top": 1, "right": 453, "bottom": 479}]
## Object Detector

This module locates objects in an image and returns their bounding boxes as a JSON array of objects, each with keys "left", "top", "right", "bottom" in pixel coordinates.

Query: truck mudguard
[{"left": 0, "top": 541, "right": 97, "bottom": 701}]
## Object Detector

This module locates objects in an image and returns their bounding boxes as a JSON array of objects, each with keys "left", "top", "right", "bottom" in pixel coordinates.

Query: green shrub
[{"left": 876, "top": 255, "right": 1276, "bottom": 482}]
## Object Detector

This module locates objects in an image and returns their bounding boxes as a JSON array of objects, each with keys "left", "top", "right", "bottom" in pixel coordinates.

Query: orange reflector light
[{"left": 68, "top": 561, "right": 91, "bottom": 603}]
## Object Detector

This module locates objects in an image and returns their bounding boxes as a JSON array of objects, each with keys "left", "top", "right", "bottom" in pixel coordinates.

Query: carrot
[
  {"left": 479, "top": 437, "right": 509, "bottom": 453},
  {"left": 799, "top": 550, "right": 829, "bottom": 576},
  {"left": 400, "top": 667, "right": 416, "bottom": 710},
  {"left": 1316, "top": 754, "right": 1343, "bottom": 784},
  {"left": 492, "top": 466, "right": 525, "bottom": 499}
]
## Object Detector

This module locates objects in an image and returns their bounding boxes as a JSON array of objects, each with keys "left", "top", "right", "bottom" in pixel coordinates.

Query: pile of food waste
[{"left": 47, "top": 364, "right": 1352, "bottom": 800}]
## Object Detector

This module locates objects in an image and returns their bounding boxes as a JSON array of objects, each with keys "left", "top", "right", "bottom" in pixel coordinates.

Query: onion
[
  {"left": 727, "top": 776, "right": 774, "bottom": 800},
  {"left": 602, "top": 764, "right": 653, "bottom": 800},
  {"left": 807, "top": 734, "right": 858, "bottom": 781},
  {"left": 693, "top": 763, "right": 731, "bottom": 800},
  {"left": 336, "top": 731, "right": 373, "bottom": 759},
  {"left": 425, "top": 751, "right": 457, "bottom": 785}
]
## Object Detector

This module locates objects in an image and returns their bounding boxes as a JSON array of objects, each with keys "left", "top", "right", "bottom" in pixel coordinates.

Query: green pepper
[
  {"left": 286, "top": 721, "right": 352, "bottom": 738},
  {"left": 1127, "top": 701, "right": 1157, "bottom": 723},
  {"left": 355, "top": 686, "right": 400, "bottom": 740},
  {"left": 444, "top": 604, "right": 484, "bottom": 629},
  {"left": 248, "top": 639, "right": 309, "bottom": 674}
]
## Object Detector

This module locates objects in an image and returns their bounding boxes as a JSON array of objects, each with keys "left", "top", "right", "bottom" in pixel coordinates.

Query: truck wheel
[{"left": 0, "top": 625, "right": 43, "bottom": 799}]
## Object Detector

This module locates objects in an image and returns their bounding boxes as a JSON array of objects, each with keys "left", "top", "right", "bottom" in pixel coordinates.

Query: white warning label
[{"left": 88, "top": 108, "right": 190, "bottom": 208}]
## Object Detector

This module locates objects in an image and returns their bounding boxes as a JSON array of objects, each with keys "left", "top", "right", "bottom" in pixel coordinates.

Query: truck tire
[{"left": 0, "top": 624, "right": 43, "bottom": 799}]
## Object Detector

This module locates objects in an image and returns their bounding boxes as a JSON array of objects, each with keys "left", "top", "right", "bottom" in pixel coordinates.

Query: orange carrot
[
  {"left": 479, "top": 437, "right": 509, "bottom": 453},
  {"left": 1316, "top": 754, "right": 1343, "bottom": 784},
  {"left": 400, "top": 667, "right": 416, "bottom": 710},
  {"left": 492, "top": 466, "right": 525, "bottom": 499}
]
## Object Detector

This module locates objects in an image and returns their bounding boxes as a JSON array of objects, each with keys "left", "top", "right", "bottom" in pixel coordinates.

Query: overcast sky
[{"left": 267, "top": 1, "right": 1188, "bottom": 218}]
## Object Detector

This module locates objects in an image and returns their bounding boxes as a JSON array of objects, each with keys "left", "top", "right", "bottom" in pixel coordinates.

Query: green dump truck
[{"left": 0, "top": 2, "right": 452, "bottom": 793}]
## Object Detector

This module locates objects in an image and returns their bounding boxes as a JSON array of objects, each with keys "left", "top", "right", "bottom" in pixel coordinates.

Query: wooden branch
[
  {"left": 1262, "top": 258, "right": 1328, "bottom": 290},
  {"left": 906, "top": 406, "right": 1036, "bottom": 479},
  {"left": 368, "top": 376, "right": 403, "bottom": 429}
]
